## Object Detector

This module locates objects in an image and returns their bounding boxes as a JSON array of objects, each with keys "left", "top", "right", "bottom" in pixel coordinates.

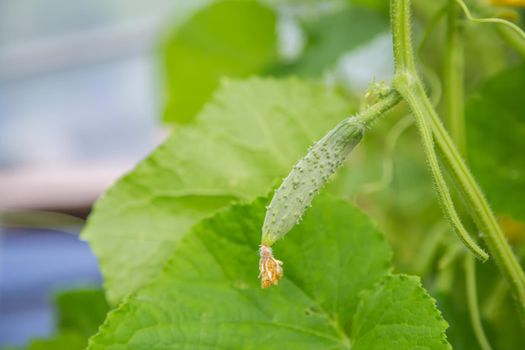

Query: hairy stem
[
  {"left": 390, "top": 0, "right": 525, "bottom": 320},
  {"left": 394, "top": 77, "right": 487, "bottom": 260},
  {"left": 354, "top": 89, "right": 402, "bottom": 126},
  {"left": 391, "top": 0, "right": 487, "bottom": 260}
]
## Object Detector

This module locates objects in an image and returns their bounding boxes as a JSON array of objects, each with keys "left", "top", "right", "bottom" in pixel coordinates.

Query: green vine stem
[
  {"left": 390, "top": 0, "right": 525, "bottom": 320},
  {"left": 444, "top": 2, "right": 492, "bottom": 347},
  {"left": 443, "top": 0, "right": 465, "bottom": 154},
  {"left": 391, "top": 0, "right": 487, "bottom": 261},
  {"left": 394, "top": 77, "right": 488, "bottom": 260}
]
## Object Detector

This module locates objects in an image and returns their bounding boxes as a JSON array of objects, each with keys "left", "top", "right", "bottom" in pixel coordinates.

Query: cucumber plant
[{"left": 18, "top": 0, "right": 525, "bottom": 349}]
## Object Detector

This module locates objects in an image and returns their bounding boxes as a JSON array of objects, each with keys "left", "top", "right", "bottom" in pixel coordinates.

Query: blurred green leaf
[
  {"left": 27, "top": 333, "right": 85, "bottom": 350},
  {"left": 20, "top": 289, "right": 109, "bottom": 350},
  {"left": 278, "top": 5, "right": 388, "bottom": 76},
  {"left": 434, "top": 257, "right": 525, "bottom": 350},
  {"left": 434, "top": 292, "right": 479, "bottom": 350},
  {"left": 82, "top": 77, "right": 354, "bottom": 304},
  {"left": 162, "top": 1, "right": 279, "bottom": 123},
  {"left": 54, "top": 289, "right": 109, "bottom": 337},
  {"left": 349, "top": 0, "right": 389, "bottom": 12},
  {"left": 88, "top": 195, "right": 450, "bottom": 349},
  {"left": 466, "top": 65, "right": 525, "bottom": 223}
]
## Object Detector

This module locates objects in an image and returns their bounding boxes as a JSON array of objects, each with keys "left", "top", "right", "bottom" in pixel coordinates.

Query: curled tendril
[{"left": 456, "top": 0, "right": 525, "bottom": 42}]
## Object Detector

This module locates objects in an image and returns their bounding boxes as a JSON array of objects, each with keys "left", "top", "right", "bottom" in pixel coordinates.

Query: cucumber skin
[{"left": 262, "top": 118, "right": 364, "bottom": 246}]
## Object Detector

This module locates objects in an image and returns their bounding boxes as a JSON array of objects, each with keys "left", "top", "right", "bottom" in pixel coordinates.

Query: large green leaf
[
  {"left": 466, "top": 65, "right": 525, "bottom": 223},
  {"left": 352, "top": 275, "right": 450, "bottom": 349},
  {"left": 162, "top": 1, "right": 278, "bottom": 123},
  {"left": 82, "top": 78, "right": 353, "bottom": 304},
  {"left": 88, "top": 195, "right": 450, "bottom": 349}
]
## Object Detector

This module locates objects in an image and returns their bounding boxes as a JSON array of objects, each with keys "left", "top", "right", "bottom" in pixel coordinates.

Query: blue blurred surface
[{"left": 0, "top": 227, "right": 102, "bottom": 347}]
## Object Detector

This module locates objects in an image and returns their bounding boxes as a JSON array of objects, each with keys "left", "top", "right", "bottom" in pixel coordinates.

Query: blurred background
[{"left": 0, "top": 0, "right": 211, "bottom": 346}]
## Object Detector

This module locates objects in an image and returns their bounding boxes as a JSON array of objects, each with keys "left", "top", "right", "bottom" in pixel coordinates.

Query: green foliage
[
  {"left": 162, "top": 1, "right": 278, "bottom": 123},
  {"left": 162, "top": 0, "right": 389, "bottom": 119},
  {"left": 350, "top": 0, "right": 389, "bottom": 12},
  {"left": 431, "top": 65, "right": 525, "bottom": 349},
  {"left": 466, "top": 64, "right": 525, "bottom": 223},
  {"left": 88, "top": 196, "right": 450, "bottom": 349},
  {"left": 436, "top": 259, "right": 525, "bottom": 350},
  {"left": 24, "top": 289, "right": 109, "bottom": 350},
  {"left": 27, "top": 333, "right": 85, "bottom": 350},
  {"left": 54, "top": 289, "right": 109, "bottom": 338},
  {"left": 24, "top": 1, "right": 524, "bottom": 349},
  {"left": 82, "top": 78, "right": 354, "bottom": 304},
  {"left": 285, "top": 6, "right": 388, "bottom": 76},
  {"left": 352, "top": 275, "right": 450, "bottom": 349}
]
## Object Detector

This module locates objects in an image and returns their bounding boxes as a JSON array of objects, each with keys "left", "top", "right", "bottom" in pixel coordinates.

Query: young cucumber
[
  {"left": 261, "top": 118, "right": 364, "bottom": 246},
  {"left": 258, "top": 89, "right": 401, "bottom": 288}
]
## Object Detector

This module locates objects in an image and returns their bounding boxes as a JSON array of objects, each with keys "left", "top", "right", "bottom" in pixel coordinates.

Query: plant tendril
[{"left": 455, "top": 0, "right": 525, "bottom": 42}]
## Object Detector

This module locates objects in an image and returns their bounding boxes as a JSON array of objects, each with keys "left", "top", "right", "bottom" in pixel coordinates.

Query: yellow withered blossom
[
  {"left": 491, "top": 0, "right": 525, "bottom": 7},
  {"left": 258, "top": 245, "right": 283, "bottom": 289}
]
